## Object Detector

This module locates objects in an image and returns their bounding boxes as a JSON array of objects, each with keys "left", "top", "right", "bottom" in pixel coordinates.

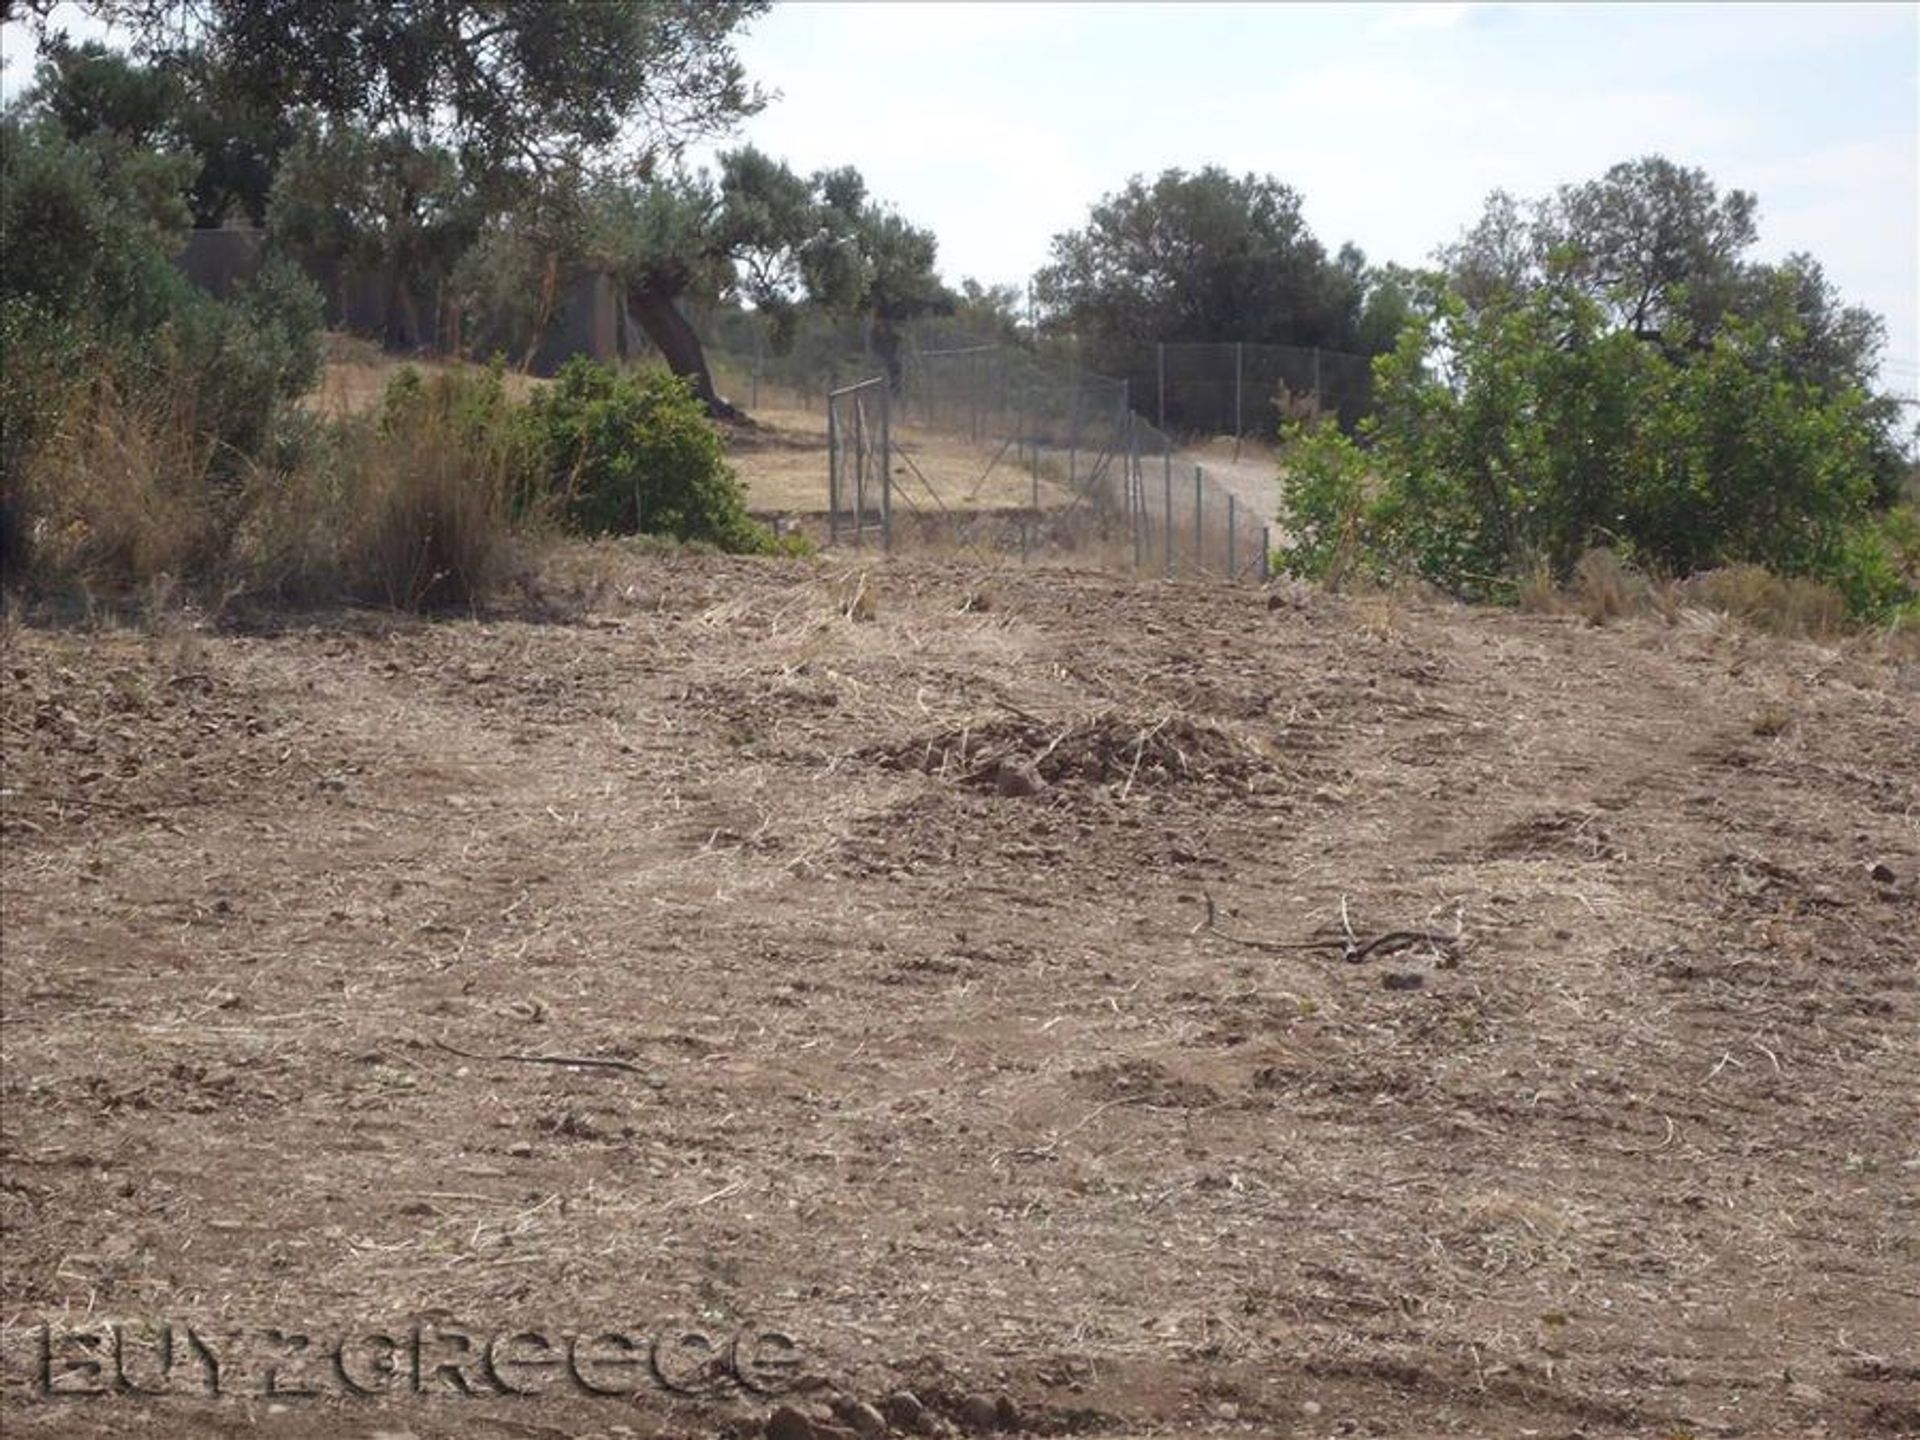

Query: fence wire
[
  {"left": 1154, "top": 340, "right": 1375, "bottom": 448},
  {"left": 640, "top": 308, "right": 1335, "bottom": 581}
]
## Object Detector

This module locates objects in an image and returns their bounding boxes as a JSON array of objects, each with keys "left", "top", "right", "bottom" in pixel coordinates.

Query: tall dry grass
[
  {"left": 8, "top": 365, "right": 520, "bottom": 613},
  {"left": 1514, "top": 545, "right": 1860, "bottom": 640}
]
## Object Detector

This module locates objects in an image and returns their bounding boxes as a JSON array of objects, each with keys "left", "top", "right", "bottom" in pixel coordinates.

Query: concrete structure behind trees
[{"left": 171, "top": 226, "right": 636, "bottom": 376}]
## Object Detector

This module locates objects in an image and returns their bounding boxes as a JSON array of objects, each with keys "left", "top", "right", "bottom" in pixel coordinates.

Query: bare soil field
[{"left": 3, "top": 550, "right": 1917, "bottom": 1440}]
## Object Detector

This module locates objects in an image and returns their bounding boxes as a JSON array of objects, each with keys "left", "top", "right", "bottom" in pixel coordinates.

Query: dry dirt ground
[{"left": 2, "top": 551, "right": 1917, "bottom": 1440}]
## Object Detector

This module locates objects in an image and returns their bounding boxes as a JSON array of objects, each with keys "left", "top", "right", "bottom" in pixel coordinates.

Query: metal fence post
[
  {"left": 1261, "top": 525, "right": 1272, "bottom": 582},
  {"left": 1031, "top": 407, "right": 1041, "bottom": 511},
  {"left": 852, "top": 393, "right": 866, "bottom": 548},
  {"left": 1227, "top": 491, "right": 1237, "bottom": 581},
  {"left": 1068, "top": 370, "right": 1080, "bottom": 491},
  {"left": 1193, "top": 465, "right": 1204, "bottom": 575},
  {"left": 827, "top": 398, "right": 840, "bottom": 546},
  {"left": 969, "top": 347, "right": 981, "bottom": 444},
  {"left": 1234, "top": 341, "right": 1244, "bottom": 463},
  {"left": 1163, "top": 442, "right": 1174, "bottom": 578},
  {"left": 1127, "top": 415, "right": 1140, "bottom": 572},
  {"left": 1126, "top": 411, "right": 1137, "bottom": 523},
  {"left": 880, "top": 382, "right": 892, "bottom": 554}
]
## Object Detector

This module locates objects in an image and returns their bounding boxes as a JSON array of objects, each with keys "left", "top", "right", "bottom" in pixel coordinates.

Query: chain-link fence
[
  {"left": 1152, "top": 341, "right": 1375, "bottom": 450},
  {"left": 1122, "top": 414, "right": 1273, "bottom": 583},
  {"left": 817, "top": 335, "right": 1275, "bottom": 580},
  {"left": 693, "top": 305, "right": 874, "bottom": 415},
  {"left": 631, "top": 307, "right": 1336, "bottom": 581}
]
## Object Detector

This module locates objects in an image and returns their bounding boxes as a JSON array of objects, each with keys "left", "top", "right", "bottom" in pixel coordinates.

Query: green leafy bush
[
  {"left": 157, "top": 256, "right": 325, "bottom": 463},
  {"left": 1271, "top": 418, "right": 1382, "bottom": 586},
  {"left": 2, "top": 117, "right": 324, "bottom": 513},
  {"left": 0, "top": 117, "right": 195, "bottom": 331},
  {"left": 523, "top": 358, "right": 774, "bottom": 551},
  {"left": 1280, "top": 273, "right": 1914, "bottom": 619},
  {"left": 1828, "top": 507, "right": 1920, "bottom": 624}
]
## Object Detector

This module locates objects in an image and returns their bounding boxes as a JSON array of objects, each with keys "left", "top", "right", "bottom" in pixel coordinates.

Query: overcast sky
[
  {"left": 706, "top": 1, "right": 1919, "bottom": 395},
  {"left": 5, "top": 1, "right": 1914, "bottom": 393}
]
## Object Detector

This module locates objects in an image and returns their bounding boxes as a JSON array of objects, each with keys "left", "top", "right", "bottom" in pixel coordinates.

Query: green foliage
[
  {"left": 270, "top": 123, "right": 483, "bottom": 348},
  {"left": 1440, "top": 155, "right": 1901, "bottom": 497},
  {"left": 158, "top": 255, "right": 325, "bottom": 461},
  {"left": 374, "top": 360, "right": 778, "bottom": 554},
  {"left": 1280, "top": 268, "right": 1912, "bottom": 620},
  {"left": 30, "top": 33, "right": 179, "bottom": 145},
  {"left": 1036, "top": 168, "right": 1364, "bottom": 359},
  {"left": 523, "top": 360, "right": 772, "bottom": 549},
  {"left": 0, "top": 114, "right": 194, "bottom": 329},
  {"left": 377, "top": 361, "right": 547, "bottom": 517},
  {"left": 24, "top": 36, "right": 295, "bottom": 226},
  {"left": 1033, "top": 166, "right": 1394, "bottom": 433},
  {"left": 49, "top": 1, "right": 769, "bottom": 186},
  {"left": 1829, "top": 508, "right": 1920, "bottom": 624},
  {"left": 0, "top": 117, "right": 322, "bottom": 489},
  {"left": 1271, "top": 419, "right": 1379, "bottom": 585},
  {"left": 950, "top": 279, "right": 1027, "bottom": 343},
  {"left": 460, "top": 149, "right": 950, "bottom": 410}
]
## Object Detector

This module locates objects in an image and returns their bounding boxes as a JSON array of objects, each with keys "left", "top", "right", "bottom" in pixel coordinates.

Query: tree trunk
[
  {"left": 384, "top": 267, "right": 422, "bottom": 352},
  {"left": 625, "top": 286, "right": 740, "bottom": 419},
  {"left": 872, "top": 320, "right": 905, "bottom": 395}
]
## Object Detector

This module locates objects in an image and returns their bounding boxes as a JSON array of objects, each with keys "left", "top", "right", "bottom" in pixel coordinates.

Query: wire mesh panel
[
  {"left": 1156, "top": 341, "right": 1375, "bottom": 445},
  {"left": 827, "top": 377, "right": 891, "bottom": 550},
  {"left": 1122, "top": 415, "right": 1270, "bottom": 583},
  {"left": 814, "top": 338, "right": 1278, "bottom": 580},
  {"left": 894, "top": 338, "right": 1139, "bottom": 566}
]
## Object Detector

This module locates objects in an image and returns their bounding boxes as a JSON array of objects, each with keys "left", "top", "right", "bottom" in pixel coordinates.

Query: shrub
[
  {"left": 1684, "top": 565, "right": 1849, "bottom": 638},
  {"left": 0, "top": 117, "right": 195, "bottom": 331},
  {"left": 523, "top": 358, "right": 773, "bottom": 551},
  {"left": 1, "top": 115, "right": 324, "bottom": 575},
  {"left": 1828, "top": 508, "right": 1920, "bottom": 625},
  {"left": 1283, "top": 274, "right": 1908, "bottom": 621},
  {"left": 10, "top": 372, "right": 225, "bottom": 596},
  {"left": 154, "top": 256, "right": 326, "bottom": 466},
  {"left": 1272, "top": 418, "right": 1380, "bottom": 587}
]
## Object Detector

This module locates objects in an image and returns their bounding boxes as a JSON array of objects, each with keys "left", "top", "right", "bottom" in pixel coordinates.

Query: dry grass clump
[
  {"left": 11, "top": 378, "right": 230, "bottom": 597},
  {"left": 1571, "top": 547, "right": 1638, "bottom": 625},
  {"left": 1517, "top": 547, "right": 1852, "bottom": 639},
  {"left": 338, "top": 403, "right": 518, "bottom": 611},
  {"left": 10, "top": 372, "right": 518, "bottom": 614},
  {"left": 1529, "top": 547, "right": 1684, "bottom": 627},
  {"left": 301, "top": 333, "right": 543, "bottom": 419},
  {"left": 1683, "top": 563, "right": 1848, "bottom": 639},
  {"left": 1515, "top": 557, "right": 1559, "bottom": 615}
]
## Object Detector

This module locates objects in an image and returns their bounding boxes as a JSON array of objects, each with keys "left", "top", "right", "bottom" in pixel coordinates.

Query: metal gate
[{"left": 827, "top": 376, "right": 891, "bottom": 549}]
